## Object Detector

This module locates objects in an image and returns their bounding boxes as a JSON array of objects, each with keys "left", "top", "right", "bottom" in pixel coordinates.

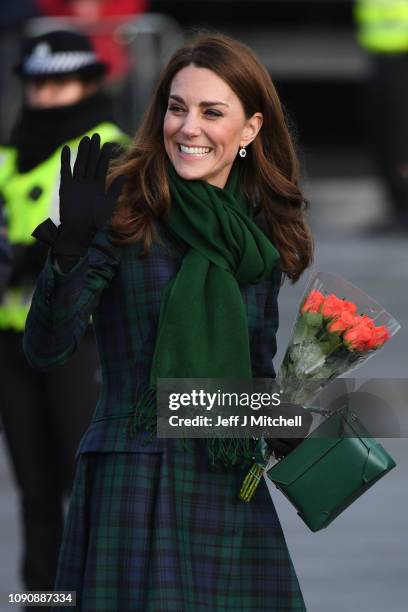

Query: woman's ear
[{"left": 240, "top": 113, "right": 263, "bottom": 147}]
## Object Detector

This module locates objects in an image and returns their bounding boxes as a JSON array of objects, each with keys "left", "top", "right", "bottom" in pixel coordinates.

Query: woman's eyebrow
[{"left": 169, "top": 94, "right": 229, "bottom": 107}]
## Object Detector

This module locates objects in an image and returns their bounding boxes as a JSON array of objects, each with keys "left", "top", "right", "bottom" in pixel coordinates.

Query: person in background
[
  {"left": 0, "top": 0, "right": 40, "bottom": 143},
  {"left": 0, "top": 28, "right": 128, "bottom": 597},
  {"left": 354, "top": 0, "right": 408, "bottom": 234},
  {"left": 36, "top": 0, "right": 148, "bottom": 81}
]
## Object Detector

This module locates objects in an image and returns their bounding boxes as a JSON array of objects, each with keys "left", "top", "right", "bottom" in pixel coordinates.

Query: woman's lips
[{"left": 177, "top": 143, "right": 213, "bottom": 160}]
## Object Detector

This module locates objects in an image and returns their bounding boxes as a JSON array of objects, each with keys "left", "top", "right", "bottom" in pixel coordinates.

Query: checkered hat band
[{"left": 24, "top": 51, "right": 97, "bottom": 75}]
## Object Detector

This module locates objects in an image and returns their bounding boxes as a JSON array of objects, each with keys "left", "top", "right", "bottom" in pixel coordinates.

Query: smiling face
[{"left": 163, "top": 65, "right": 262, "bottom": 189}]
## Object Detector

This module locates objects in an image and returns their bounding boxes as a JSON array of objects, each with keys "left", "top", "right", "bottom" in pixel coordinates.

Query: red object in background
[{"left": 36, "top": 0, "right": 148, "bottom": 80}]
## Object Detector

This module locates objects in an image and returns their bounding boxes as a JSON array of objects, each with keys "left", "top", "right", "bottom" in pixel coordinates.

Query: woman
[{"left": 24, "top": 32, "right": 313, "bottom": 611}]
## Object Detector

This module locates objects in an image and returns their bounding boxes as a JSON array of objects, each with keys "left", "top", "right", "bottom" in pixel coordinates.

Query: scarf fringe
[
  {"left": 126, "top": 385, "right": 257, "bottom": 468},
  {"left": 126, "top": 385, "right": 193, "bottom": 453},
  {"left": 206, "top": 437, "right": 257, "bottom": 468}
]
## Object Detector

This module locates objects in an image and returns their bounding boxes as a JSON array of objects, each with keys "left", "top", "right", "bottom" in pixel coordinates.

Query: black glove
[
  {"left": 32, "top": 133, "right": 126, "bottom": 259},
  {"left": 266, "top": 437, "right": 305, "bottom": 460},
  {"left": 266, "top": 402, "right": 314, "bottom": 460}
]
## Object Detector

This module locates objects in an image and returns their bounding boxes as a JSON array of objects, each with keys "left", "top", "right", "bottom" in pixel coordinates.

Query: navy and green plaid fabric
[
  {"left": 54, "top": 447, "right": 306, "bottom": 611},
  {"left": 23, "top": 222, "right": 307, "bottom": 611}
]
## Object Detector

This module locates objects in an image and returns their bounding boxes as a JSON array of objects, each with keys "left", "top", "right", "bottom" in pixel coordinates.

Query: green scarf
[{"left": 128, "top": 161, "right": 280, "bottom": 467}]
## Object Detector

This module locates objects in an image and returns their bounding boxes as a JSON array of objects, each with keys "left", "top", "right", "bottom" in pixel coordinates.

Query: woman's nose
[{"left": 181, "top": 112, "right": 202, "bottom": 137}]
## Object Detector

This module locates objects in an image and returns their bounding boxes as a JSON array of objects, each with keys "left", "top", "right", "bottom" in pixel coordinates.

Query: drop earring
[{"left": 239, "top": 147, "right": 247, "bottom": 158}]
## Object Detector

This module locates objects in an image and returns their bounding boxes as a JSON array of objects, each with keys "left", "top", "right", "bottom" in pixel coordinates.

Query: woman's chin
[{"left": 171, "top": 164, "right": 208, "bottom": 182}]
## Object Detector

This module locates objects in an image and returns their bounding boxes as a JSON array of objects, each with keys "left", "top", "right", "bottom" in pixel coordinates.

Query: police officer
[
  {"left": 355, "top": 0, "right": 408, "bottom": 233},
  {"left": 0, "top": 29, "right": 128, "bottom": 594}
]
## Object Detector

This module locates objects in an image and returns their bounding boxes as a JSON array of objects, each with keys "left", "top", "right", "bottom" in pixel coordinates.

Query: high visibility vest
[
  {"left": 0, "top": 122, "right": 129, "bottom": 332},
  {"left": 354, "top": 0, "right": 408, "bottom": 53}
]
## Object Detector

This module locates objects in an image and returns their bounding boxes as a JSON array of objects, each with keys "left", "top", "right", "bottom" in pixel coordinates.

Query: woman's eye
[
  {"left": 205, "top": 109, "right": 222, "bottom": 117},
  {"left": 168, "top": 105, "right": 184, "bottom": 113},
  {"left": 167, "top": 105, "right": 222, "bottom": 118}
]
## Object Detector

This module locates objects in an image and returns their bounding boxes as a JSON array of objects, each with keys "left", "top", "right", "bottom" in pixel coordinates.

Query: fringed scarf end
[
  {"left": 126, "top": 385, "right": 258, "bottom": 469},
  {"left": 207, "top": 437, "right": 257, "bottom": 469}
]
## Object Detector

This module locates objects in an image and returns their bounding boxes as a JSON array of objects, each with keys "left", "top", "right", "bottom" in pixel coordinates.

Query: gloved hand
[
  {"left": 266, "top": 437, "right": 304, "bottom": 460},
  {"left": 32, "top": 133, "right": 126, "bottom": 258},
  {"left": 266, "top": 402, "right": 314, "bottom": 460}
]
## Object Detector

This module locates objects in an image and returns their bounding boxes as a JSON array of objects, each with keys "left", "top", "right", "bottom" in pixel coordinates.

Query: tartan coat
[{"left": 23, "top": 218, "right": 307, "bottom": 612}]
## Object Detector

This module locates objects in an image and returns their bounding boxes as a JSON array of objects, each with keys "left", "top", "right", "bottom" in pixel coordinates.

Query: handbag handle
[{"left": 305, "top": 404, "right": 359, "bottom": 437}]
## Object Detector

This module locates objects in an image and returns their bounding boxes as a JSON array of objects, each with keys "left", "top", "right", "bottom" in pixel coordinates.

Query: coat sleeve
[
  {"left": 23, "top": 226, "right": 122, "bottom": 371},
  {"left": 251, "top": 265, "right": 282, "bottom": 378}
]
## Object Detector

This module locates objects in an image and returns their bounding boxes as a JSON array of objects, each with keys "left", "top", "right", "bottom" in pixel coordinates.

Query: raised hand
[{"left": 55, "top": 133, "right": 126, "bottom": 256}]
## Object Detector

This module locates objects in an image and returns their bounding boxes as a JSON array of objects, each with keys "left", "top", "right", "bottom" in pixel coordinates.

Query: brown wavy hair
[{"left": 109, "top": 31, "right": 313, "bottom": 282}]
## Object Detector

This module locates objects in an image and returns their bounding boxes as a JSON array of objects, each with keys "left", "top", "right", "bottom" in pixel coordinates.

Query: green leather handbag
[{"left": 266, "top": 407, "right": 396, "bottom": 532}]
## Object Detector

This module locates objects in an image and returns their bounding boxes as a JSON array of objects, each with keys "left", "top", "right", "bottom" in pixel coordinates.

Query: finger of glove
[
  {"left": 73, "top": 136, "right": 91, "bottom": 179},
  {"left": 93, "top": 196, "right": 113, "bottom": 229},
  {"left": 85, "top": 133, "right": 101, "bottom": 178},
  {"left": 95, "top": 141, "right": 114, "bottom": 184},
  {"left": 60, "top": 146, "right": 72, "bottom": 185},
  {"left": 93, "top": 175, "right": 126, "bottom": 228},
  {"left": 106, "top": 174, "right": 127, "bottom": 206}
]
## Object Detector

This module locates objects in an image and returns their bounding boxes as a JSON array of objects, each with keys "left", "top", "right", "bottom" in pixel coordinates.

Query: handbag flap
[
  {"left": 267, "top": 435, "right": 342, "bottom": 485},
  {"left": 337, "top": 414, "right": 397, "bottom": 481},
  {"left": 267, "top": 409, "right": 369, "bottom": 486}
]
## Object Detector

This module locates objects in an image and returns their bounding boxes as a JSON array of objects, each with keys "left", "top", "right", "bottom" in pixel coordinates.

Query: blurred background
[{"left": 1, "top": 1, "right": 407, "bottom": 611}]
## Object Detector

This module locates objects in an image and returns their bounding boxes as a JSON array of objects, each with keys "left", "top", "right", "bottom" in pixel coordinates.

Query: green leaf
[
  {"left": 303, "top": 311, "right": 323, "bottom": 327},
  {"left": 319, "top": 333, "right": 342, "bottom": 355},
  {"left": 292, "top": 315, "right": 309, "bottom": 343}
]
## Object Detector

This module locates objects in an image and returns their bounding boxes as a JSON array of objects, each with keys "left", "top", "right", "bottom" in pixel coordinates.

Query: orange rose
[
  {"left": 357, "top": 314, "right": 376, "bottom": 329},
  {"left": 321, "top": 294, "right": 346, "bottom": 319},
  {"left": 367, "top": 325, "right": 391, "bottom": 349},
  {"left": 342, "top": 300, "right": 358, "bottom": 315},
  {"left": 301, "top": 289, "right": 325, "bottom": 314},
  {"left": 343, "top": 323, "right": 374, "bottom": 352},
  {"left": 327, "top": 310, "right": 356, "bottom": 334}
]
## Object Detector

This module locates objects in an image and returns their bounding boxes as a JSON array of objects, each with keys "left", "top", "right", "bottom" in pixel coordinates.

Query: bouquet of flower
[{"left": 240, "top": 270, "right": 400, "bottom": 502}]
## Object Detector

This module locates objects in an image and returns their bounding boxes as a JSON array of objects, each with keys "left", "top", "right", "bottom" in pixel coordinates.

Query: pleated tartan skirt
[{"left": 53, "top": 439, "right": 307, "bottom": 611}]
